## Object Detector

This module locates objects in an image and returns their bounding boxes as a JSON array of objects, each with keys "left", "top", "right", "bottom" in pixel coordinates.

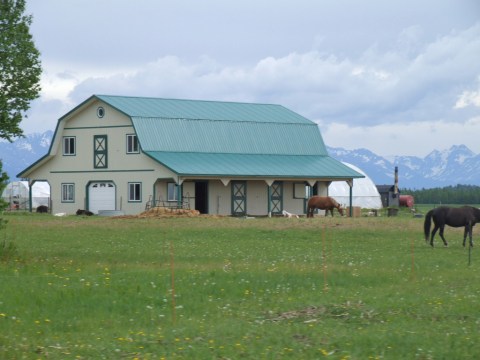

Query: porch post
[
  {"left": 28, "top": 180, "right": 33, "bottom": 213},
  {"left": 267, "top": 185, "right": 271, "bottom": 217},
  {"left": 347, "top": 179, "right": 353, "bottom": 217},
  {"left": 264, "top": 179, "right": 275, "bottom": 217},
  {"left": 176, "top": 182, "right": 183, "bottom": 208}
]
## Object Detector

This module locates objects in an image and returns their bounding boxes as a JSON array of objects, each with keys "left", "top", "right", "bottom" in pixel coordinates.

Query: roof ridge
[
  {"left": 96, "top": 94, "right": 283, "bottom": 107},
  {"left": 132, "top": 115, "right": 316, "bottom": 125}
]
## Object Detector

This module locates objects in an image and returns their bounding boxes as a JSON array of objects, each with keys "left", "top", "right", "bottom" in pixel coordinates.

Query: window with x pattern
[
  {"left": 94, "top": 135, "right": 108, "bottom": 168},
  {"left": 231, "top": 181, "right": 246, "bottom": 216},
  {"left": 270, "top": 182, "right": 283, "bottom": 214}
]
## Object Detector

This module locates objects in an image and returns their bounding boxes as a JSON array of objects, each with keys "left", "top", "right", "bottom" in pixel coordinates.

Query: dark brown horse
[
  {"left": 307, "top": 196, "right": 344, "bottom": 218},
  {"left": 424, "top": 206, "right": 480, "bottom": 247}
]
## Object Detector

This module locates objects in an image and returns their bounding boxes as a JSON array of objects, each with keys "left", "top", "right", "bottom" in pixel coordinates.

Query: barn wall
[
  {"left": 209, "top": 180, "right": 231, "bottom": 215},
  {"left": 283, "top": 182, "right": 307, "bottom": 215},
  {"left": 246, "top": 181, "right": 268, "bottom": 216}
]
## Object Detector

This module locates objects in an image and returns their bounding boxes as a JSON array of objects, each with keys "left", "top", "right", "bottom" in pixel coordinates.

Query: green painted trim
[
  {"left": 50, "top": 169, "right": 154, "bottom": 174},
  {"left": 270, "top": 181, "right": 283, "bottom": 215},
  {"left": 64, "top": 125, "right": 132, "bottom": 130},
  {"left": 231, "top": 181, "right": 247, "bottom": 216},
  {"left": 94, "top": 135, "right": 108, "bottom": 169}
]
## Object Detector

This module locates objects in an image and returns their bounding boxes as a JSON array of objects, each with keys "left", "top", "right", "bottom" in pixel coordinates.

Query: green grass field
[{"left": 1, "top": 211, "right": 479, "bottom": 359}]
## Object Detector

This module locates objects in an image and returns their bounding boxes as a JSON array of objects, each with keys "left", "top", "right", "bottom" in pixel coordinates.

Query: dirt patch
[{"left": 265, "top": 301, "right": 378, "bottom": 324}]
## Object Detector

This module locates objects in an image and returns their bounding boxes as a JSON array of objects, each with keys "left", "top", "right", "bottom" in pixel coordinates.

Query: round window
[{"left": 97, "top": 107, "right": 105, "bottom": 118}]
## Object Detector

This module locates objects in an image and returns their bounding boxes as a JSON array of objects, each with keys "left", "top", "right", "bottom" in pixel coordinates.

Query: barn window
[
  {"left": 293, "top": 182, "right": 309, "bottom": 199},
  {"left": 63, "top": 137, "right": 76, "bottom": 155},
  {"left": 126, "top": 134, "right": 139, "bottom": 154},
  {"left": 97, "top": 106, "right": 105, "bottom": 118},
  {"left": 128, "top": 182, "right": 141, "bottom": 202},
  {"left": 61, "top": 183, "right": 74, "bottom": 202},
  {"left": 167, "top": 182, "right": 178, "bottom": 202}
]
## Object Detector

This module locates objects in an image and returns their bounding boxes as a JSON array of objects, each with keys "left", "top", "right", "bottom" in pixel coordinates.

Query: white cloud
[
  {"left": 454, "top": 78, "right": 480, "bottom": 109},
  {"left": 455, "top": 90, "right": 480, "bottom": 109}
]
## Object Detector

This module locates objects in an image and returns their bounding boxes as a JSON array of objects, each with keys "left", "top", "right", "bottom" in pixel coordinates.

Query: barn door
[
  {"left": 88, "top": 182, "right": 115, "bottom": 214},
  {"left": 270, "top": 181, "right": 283, "bottom": 215},
  {"left": 94, "top": 135, "right": 108, "bottom": 169},
  {"left": 231, "top": 181, "right": 246, "bottom": 216}
]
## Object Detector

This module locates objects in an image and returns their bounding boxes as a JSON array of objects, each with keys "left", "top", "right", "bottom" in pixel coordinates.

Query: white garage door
[{"left": 89, "top": 182, "right": 115, "bottom": 214}]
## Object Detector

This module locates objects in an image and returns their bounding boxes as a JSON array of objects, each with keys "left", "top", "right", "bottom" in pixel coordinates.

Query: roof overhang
[{"left": 144, "top": 151, "right": 365, "bottom": 180}]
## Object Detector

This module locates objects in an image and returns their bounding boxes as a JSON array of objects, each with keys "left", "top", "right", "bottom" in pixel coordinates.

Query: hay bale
[{"left": 138, "top": 207, "right": 200, "bottom": 218}]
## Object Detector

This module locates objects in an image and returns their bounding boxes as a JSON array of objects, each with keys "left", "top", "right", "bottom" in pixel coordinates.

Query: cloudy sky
[{"left": 22, "top": 0, "right": 480, "bottom": 157}]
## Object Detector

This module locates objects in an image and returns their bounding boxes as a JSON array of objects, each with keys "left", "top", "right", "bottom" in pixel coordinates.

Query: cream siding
[
  {"left": 24, "top": 100, "right": 178, "bottom": 215},
  {"left": 208, "top": 180, "right": 231, "bottom": 215}
]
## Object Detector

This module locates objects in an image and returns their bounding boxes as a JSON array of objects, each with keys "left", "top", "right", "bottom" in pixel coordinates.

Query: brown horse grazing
[
  {"left": 307, "top": 196, "right": 344, "bottom": 218},
  {"left": 424, "top": 206, "right": 480, "bottom": 247}
]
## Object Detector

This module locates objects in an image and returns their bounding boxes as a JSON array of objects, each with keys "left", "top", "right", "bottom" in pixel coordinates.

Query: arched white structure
[
  {"left": 329, "top": 163, "right": 382, "bottom": 209},
  {"left": 2, "top": 181, "right": 50, "bottom": 210}
]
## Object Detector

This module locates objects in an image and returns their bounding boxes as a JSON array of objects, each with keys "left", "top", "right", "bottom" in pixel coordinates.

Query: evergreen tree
[{"left": 0, "top": 0, "right": 42, "bottom": 141}]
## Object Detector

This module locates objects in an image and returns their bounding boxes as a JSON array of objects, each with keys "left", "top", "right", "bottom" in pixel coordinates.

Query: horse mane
[{"left": 330, "top": 197, "right": 340, "bottom": 207}]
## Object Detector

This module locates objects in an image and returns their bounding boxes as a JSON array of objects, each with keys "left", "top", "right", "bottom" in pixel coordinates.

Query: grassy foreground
[{"left": 0, "top": 212, "right": 479, "bottom": 359}]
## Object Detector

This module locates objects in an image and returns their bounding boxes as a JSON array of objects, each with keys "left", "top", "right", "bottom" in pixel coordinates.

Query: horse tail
[{"left": 424, "top": 209, "right": 434, "bottom": 242}]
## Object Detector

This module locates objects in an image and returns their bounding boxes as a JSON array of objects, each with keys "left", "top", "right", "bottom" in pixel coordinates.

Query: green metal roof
[
  {"left": 96, "top": 95, "right": 313, "bottom": 124},
  {"left": 131, "top": 117, "right": 324, "bottom": 155},
  {"left": 96, "top": 95, "right": 327, "bottom": 156},
  {"left": 145, "top": 152, "right": 362, "bottom": 178},
  {"left": 93, "top": 95, "right": 363, "bottom": 179}
]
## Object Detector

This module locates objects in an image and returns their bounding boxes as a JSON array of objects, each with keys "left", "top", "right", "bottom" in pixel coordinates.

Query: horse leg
[
  {"left": 430, "top": 225, "right": 439, "bottom": 247},
  {"left": 307, "top": 207, "right": 313, "bottom": 218},
  {"left": 438, "top": 225, "right": 448, "bottom": 247},
  {"left": 465, "top": 223, "right": 474, "bottom": 248},
  {"left": 470, "top": 224, "right": 474, "bottom": 247}
]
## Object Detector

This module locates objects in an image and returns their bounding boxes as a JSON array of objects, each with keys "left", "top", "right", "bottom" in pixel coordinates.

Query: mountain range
[{"left": 1, "top": 131, "right": 479, "bottom": 189}]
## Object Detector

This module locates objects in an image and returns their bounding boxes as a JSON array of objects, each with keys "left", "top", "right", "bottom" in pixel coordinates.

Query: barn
[{"left": 18, "top": 95, "right": 363, "bottom": 216}]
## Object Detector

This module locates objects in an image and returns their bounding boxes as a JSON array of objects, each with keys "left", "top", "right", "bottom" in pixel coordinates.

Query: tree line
[{"left": 401, "top": 184, "right": 480, "bottom": 205}]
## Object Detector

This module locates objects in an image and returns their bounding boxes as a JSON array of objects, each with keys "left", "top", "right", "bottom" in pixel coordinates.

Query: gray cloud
[
  {"left": 23, "top": 0, "right": 480, "bottom": 156},
  {"left": 63, "top": 23, "right": 480, "bottom": 127}
]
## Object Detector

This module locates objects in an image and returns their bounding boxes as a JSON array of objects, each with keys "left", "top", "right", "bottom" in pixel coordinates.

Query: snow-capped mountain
[
  {"left": 1, "top": 131, "right": 479, "bottom": 189},
  {"left": 0, "top": 131, "right": 53, "bottom": 179},
  {"left": 327, "top": 144, "right": 480, "bottom": 189}
]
